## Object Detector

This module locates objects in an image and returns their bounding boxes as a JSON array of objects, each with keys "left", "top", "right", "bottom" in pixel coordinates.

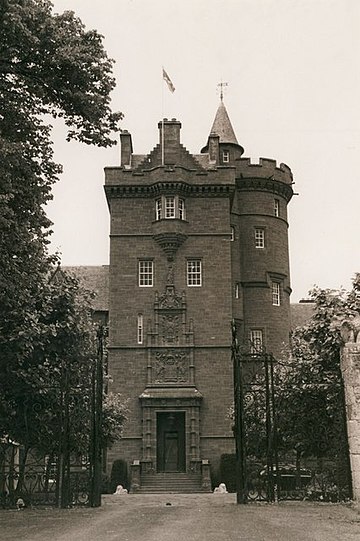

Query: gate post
[
  {"left": 340, "top": 331, "right": 360, "bottom": 501},
  {"left": 130, "top": 461, "right": 141, "bottom": 493},
  {"left": 265, "top": 354, "right": 279, "bottom": 502},
  {"left": 201, "top": 459, "right": 211, "bottom": 491},
  {"left": 89, "top": 325, "right": 104, "bottom": 507},
  {"left": 58, "top": 359, "right": 71, "bottom": 508},
  {"left": 231, "top": 321, "right": 247, "bottom": 504}
]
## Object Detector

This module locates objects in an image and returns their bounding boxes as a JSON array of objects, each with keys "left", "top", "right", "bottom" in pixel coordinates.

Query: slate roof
[
  {"left": 290, "top": 302, "right": 315, "bottom": 330},
  {"left": 64, "top": 265, "right": 109, "bottom": 312},
  {"left": 209, "top": 101, "right": 239, "bottom": 145}
]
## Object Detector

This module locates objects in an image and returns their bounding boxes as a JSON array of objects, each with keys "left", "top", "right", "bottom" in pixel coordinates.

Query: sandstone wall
[{"left": 341, "top": 339, "right": 360, "bottom": 501}]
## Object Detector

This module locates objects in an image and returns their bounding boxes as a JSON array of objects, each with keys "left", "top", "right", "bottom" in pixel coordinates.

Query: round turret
[{"left": 231, "top": 157, "right": 294, "bottom": 357}]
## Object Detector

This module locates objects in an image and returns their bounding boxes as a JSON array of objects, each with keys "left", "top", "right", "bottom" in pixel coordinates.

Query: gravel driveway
[{"left": 1, "top": 493, "right": 360, "bottom": 541}]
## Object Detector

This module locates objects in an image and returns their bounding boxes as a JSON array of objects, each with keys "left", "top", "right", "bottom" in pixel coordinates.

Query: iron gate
[
  {"left": 231, "top": 321, "right": 352, "bottom": 503},
  {"left": 0, "top": 325, "right": 105, "bottom": 509}
]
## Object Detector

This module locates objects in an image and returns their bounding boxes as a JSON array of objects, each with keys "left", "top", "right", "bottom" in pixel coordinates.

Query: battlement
[{"left": 236, "top": 157, "right": 293, "bottom": 185}]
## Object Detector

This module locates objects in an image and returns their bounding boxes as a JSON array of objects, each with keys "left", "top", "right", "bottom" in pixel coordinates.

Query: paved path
[{"left": 1, "top": 494, "right": 360, "bottom": 541}]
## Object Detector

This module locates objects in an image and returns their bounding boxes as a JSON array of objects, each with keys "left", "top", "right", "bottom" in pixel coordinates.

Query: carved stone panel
[
  {"left": 161, "top": 314, "right": 180, "bottom": 345},
  {"left": 159, "top": 285, "right": 182, "bottom": 309},
  {"left": 153, "top": 350, "right": 189, "bottom": 383}
]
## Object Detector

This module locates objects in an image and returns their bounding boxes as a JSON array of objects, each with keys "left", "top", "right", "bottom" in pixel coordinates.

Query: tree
[
  {"left": 102, "top": 393, "right": 128, "bottom": 449},
  {"left": 275, "top": 275, "right": 360, "bottom": 485},
  {"left": 229, "top": 276, "right": 358, "bottom": 499},
  {"left": 0, "top": 0, "right": 122, "bottom": 147},
  {"left": 1, "top": 268, "right": 127, "bottom": 499},
  {"left": 0, "top": 0, "right": 122, "bottom": 444},
  {"left": 0, "top": 3, "right": 126, "bottom": 501},
  {"left": 0, "top": 0, "right": 122, "bottom": 351}
]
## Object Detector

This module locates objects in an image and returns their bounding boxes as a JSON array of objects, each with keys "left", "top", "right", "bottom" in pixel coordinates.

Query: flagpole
[
  {"left": 161, "top": 67, "right": 175, "bottom": 166},
  {"left": 161, "top": 67, "right": 165, "bottom": 166}
]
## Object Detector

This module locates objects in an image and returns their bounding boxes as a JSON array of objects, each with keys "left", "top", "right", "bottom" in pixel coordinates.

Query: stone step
[
  {"left": 140, "top": 484, "right": 203, "bottom": 490},
  {"left": 140, "top": 481, "right": 202, "bottom": 488},
  {"left": 137, "top": 473, "right": 210, "bottom": 494},
  {"left": 137, "top": 488, "right": 207, "bottom": 494},
  {"left": 142, "top": 472, "right": 200, "bottom": 476}
]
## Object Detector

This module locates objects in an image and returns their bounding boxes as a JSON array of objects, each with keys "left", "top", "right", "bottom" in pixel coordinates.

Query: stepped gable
[
  {"left": 133, "top": 143, "right": 206, "bottom": 172},
  {"left": 131, "top": 154, "right": 146, "bottom": 169},
  {"left": 132, "top": 118, "right": 206, "bottom": 173}
]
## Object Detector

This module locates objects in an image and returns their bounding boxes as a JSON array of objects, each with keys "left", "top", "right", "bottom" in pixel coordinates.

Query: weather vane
[{"left": 217, "top": 81, "right": 228, "bottom": 101}]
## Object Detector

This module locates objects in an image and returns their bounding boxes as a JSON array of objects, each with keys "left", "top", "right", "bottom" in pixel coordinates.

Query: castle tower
[
  {"left": 104, "top": 101, "right": 293, "bottom": 487},
  {"left": 201, "top": 100, "right": 293, "bottom": 355},
  {"left": 233, "top": 154, "right": 293, "bottom": 355}
]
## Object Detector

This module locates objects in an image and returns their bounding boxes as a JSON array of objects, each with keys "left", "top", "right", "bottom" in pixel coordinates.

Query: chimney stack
[
  {"left": 208, "top": 132, "right": 220, "bottom": 164},
  {"left": 120, "top": 130, "right": 133, "bottom": 168},
  {"left": 158, "top": 118, "right": 181, "bottom": 165}
]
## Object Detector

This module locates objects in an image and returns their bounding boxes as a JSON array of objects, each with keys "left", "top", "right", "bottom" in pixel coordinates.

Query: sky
[{"left": 48, "top": 0, "right": 360, "bottom": 302}]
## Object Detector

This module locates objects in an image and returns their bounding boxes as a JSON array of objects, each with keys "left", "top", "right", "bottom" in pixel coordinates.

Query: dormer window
[
  {"left": 155, "top": 196, "right": 186, "bottom": 220},
  {"left": 222, "top": 150, "right": 229, "bottom": 163}
]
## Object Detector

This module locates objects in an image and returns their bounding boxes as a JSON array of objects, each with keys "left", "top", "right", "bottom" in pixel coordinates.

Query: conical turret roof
[
  {"left": 209, "top": 100, "right": 238, "bottom": 145},
  {"left": 201, "top": 99, "right": 244, "bottom": 156}
]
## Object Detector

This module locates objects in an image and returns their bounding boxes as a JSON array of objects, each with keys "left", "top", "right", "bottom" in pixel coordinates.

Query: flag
[{"left": 162, "top": 67, "right": 175, "bottom": 93}]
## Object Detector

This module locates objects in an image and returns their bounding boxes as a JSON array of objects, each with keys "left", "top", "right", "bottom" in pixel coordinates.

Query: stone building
[{"left": 99, "top": 98, "right": 294, "bottom": 490}]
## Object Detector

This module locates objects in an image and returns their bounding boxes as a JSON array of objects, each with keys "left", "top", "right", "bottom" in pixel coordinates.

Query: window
[
  {"left": 139, "top": 260, "right": 153, "bottom": 287},
  {"left": 274, "top": 199, "right": 280, "bottom": 217},
  {"left": 187, "top": 259, "right": 202, "bottom": 286},
  {"left": 230, "top": 226, "right": 235, "bottom": 241},
  {"left": 155, "top": 196, "right": 186, "bottom": 220},
  {"left": 235, "top": 283, "right": 240, "bottom": 299},
  {"left": 250, "top": 329, "right": 263, "bottom": 353},
  {"left": 272, "top": 282, "right": 281, "bottom": 306},
  {"left": 223, "top": 150, "right": 229, "bottom": 163},
  {"left": 165, "top": 196, "right": 175, "bottom": 218},
  {"left": 137, "top": 314, "right": 144, "bottom": 344},
  {"left": 255, "top": 228, "right": 265, "bottom": 249},
  {"left": 178, "top": 198, "right": 185, "bottom": 220},
  {"left": 155, "top": 198, "right": 162, "bottom": 220}
]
